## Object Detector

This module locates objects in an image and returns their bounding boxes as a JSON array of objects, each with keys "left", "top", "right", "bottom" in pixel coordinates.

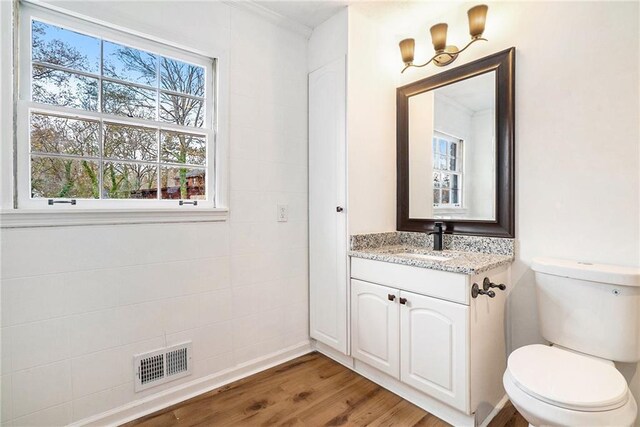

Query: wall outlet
[{"left": 277, "top": 204, "right": 288, "bottom": 222}]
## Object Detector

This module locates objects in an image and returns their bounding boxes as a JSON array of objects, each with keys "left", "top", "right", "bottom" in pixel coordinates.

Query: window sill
[
  {"left": 0, "top": 208, "right": 228, "bottom": 228},
  {"left": 434, "top": 208, "right": 468, "bottom": 213}
]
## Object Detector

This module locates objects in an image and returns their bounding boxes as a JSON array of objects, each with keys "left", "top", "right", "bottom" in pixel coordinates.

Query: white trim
[
  {"left": 223, "top": 1, "right": 313, "bottom": 39},
  {"left": 67, "top": 340, "right": 312, "bottom": 427},
  {"left": 1, "top": 0, "right": 18, "bottom": 208},
  {"left": 312, "top": 340, "right": 354, "bottom": 369},
  {"left": 434, "top": 208, "right": 469, "bottom": 214},
  {"left": 479, "top": 394, "right": 509, "bottom": 427},
  {"left": 0, "top": 207, "right": 228, "bottom": 228}
]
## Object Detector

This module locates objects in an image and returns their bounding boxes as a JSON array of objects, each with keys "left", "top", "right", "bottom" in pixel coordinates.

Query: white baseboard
[
  {"left": 72, "top": 340, "right": 313, "bottom": 427},
  {"left": 478, "top": 394, "right": 509, "bottom": 427},
  {"left": 311, "top": 340, "right": 354, "bottom": 369}
]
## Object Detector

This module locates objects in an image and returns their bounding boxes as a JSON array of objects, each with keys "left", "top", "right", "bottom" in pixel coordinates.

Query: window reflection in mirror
[{"left": 408, "top": 71, "right": 496, "bottom": 221}]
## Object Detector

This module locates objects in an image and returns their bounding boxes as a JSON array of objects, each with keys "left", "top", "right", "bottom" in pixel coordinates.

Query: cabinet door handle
[
  {"left": 388, "top": 294, "right": 396, "bottom": 302},
  {"left": 399, "top": 297, "right": 408, "bottom": 305},
  {"left": 336, "top": 206, "right": 344, "bottom": 212}
]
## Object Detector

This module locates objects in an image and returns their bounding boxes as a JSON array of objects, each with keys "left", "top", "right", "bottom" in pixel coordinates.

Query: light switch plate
[{"left": 277, "top": 204, "right": 288, "bottom": 222}]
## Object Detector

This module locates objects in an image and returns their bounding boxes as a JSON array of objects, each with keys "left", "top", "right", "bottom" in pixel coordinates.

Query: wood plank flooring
[
  {"left": 124, "top": 352, "right": 527, "bottom": 427},
  {"left": 487, "top": 401, "right": 528, "bottom": 427}
]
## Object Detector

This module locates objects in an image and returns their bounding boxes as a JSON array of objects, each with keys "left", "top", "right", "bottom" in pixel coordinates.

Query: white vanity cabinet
[
  {"left": 351, "top": 279, "right": 469, "bottom": 411},
  {"left": 400, "top": 290, "right": 468, "bottom": 411},
  {"left": 349, "top": 257, "right": 509, "bottom": 424},
  {"left": 351, "top": 279, "right": 400, "bottom": 377}
]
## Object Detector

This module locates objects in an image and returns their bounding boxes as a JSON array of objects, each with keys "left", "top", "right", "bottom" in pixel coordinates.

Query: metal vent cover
[
  {"left": 140, "top": 353, "right": 164, "bottom": 385},
  {"left": 134, "top": 342, "right": 192, "bottom": 392},
  {"left": 166, "top": 346, "right": 188, "bottom": 377}
]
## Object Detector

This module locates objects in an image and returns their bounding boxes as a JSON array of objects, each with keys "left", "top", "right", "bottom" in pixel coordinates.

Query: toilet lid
[{"left": 507, "top": 344, "right": 629, "bottom": 411}]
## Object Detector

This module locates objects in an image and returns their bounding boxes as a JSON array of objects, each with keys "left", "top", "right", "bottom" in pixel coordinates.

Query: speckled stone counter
[{"left": 349, "top": 232, "right": 514, "bottom": 275}]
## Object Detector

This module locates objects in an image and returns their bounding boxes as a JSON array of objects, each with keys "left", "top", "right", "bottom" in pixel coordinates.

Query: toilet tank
[{"left": 532, "top": 257, "right": 640, "bottom": 363}]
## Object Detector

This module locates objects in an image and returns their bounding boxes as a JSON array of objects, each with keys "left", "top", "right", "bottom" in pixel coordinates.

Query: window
[
  {"left": 18, "top": 6, "right": 217, "bottom": 209},
  {"left": 432, "top": 132, "right": 463, "bottom": 208}
]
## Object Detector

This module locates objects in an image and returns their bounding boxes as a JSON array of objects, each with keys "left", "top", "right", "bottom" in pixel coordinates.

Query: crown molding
[{"left": 224, "top": 1, "right": 313, "bottom": 39}]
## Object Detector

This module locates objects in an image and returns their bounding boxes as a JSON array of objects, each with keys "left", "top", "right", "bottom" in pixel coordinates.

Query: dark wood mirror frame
[{"left": 397, "top": 47, "right": 515, "bottom": 238}]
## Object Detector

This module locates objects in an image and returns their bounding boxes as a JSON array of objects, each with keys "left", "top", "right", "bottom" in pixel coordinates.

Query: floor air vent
[{"left": 134, "top": 342, "right": 192, "bottom": 392}]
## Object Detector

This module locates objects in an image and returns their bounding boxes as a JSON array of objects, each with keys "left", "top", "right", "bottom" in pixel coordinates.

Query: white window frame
[
  {"left": 15, "top": 3, "right": 227, "bottom": 214},
  {"left": 432, "top": 130, "right": 464, "bottom": 209}
]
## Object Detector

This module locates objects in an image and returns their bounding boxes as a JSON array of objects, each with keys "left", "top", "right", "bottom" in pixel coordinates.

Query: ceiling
[
  {"left": 254, "top": 1, "right": 350, "bottom": 29},
  {"left": 436, "top": 71, "right": 494, "bottom": 112},
  {"left": 252, "top": 1, "right": 464, "bottom": 34}
]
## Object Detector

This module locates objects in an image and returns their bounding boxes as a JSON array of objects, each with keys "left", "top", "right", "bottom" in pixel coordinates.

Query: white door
[
  {"left": 309, "top": 57, "right": 348, "bottom": 354},
  {"left": 400, "top": 290, "right": 469, "bottom": 413},
  {"left": 351, "top": 279, "right": 400, "bottom": 378}
]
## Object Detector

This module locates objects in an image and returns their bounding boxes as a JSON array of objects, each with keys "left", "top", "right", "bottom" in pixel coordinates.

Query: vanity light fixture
[{"left": 399, "top": 4, "right": 488, "bottom": 73}]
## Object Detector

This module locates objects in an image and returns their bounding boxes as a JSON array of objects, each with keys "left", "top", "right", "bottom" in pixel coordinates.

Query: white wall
[
  {"left": 0, "top": 2, "right": 309, "bottom": 425},
  {"left": 434, "top": 94, "right": 473, "bottom": 144},
  {"left": 346, "top": 7, "right": 397, "bottom": 234},
  {"left": 468, "top": 108, "right": 495, "bottom": 219},
  {"left": 348, "top": 1, "right": 640, "bottom": 422},
  {"left": 408, "top": 91, "right": 435, "bottom": 218},
  {"left": 308, "top": 8, "right": 347, "bottom": 73}
]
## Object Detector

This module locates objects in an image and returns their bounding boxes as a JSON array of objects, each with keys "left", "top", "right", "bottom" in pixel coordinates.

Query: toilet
[{"left": 503, "top": 257, "right": 640, "bottom": 427}]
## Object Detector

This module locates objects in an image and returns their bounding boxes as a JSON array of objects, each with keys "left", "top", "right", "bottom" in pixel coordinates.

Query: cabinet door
[
  {"left": 400, "top": 290, "right": 469, "bottom": 412},
  {"left": 309, "top": 57, "right": 348, "bottom": 354},
  {"left": 351, "top": 279, "right": 400, "bottom": 378}
]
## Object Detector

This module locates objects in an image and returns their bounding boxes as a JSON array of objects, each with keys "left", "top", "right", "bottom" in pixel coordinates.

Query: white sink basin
[{"left": 396, "top": 252, "right": 453, "bottom": 262}]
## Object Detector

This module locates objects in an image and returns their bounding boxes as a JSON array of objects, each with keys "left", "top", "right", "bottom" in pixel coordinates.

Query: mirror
[
  {"left": 408, "top": 71, "right": 495, "bottom": 220},
  {"left": 397, "top": 48, "right": 515, "bottom": 237}
]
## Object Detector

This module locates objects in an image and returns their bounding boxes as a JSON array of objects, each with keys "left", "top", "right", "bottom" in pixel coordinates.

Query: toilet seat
[
  {"left": 507, "top": 344, "right": 629, "bottom": 412},
  {"left": 503, "top": 369, "right": 637, "bottom": 427}
]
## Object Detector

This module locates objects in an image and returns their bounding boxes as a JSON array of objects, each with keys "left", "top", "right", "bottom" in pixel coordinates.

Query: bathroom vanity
[{"left": 313, "top": 232, "right": 514, "bottom": 426}]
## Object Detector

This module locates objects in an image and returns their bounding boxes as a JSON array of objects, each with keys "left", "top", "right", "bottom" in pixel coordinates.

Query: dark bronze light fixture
[{"left": 399, "top": 4, "right": 488, "bottom": 73}]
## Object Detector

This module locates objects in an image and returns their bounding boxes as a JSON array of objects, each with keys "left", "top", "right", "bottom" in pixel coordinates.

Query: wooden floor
[{"left": 125, "top": 352, "right": 527, "bottom": 427}]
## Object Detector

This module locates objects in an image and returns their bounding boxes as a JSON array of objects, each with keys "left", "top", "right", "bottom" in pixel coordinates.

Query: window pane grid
[
  {"left": 103, "top": 162, "right": 159, "bottom": 200},
  {"left": 31, "top": 153, "right": 206, "bottom": 169},
  {"left": 33, "top": 61, "right": 206, "bottom": 103},
  {"left": 30, "top": 114, "right": 207, "bottom": 166},
  {"left": 31, "top": 154, "right": 206, "bottom": 200},
  {"left": 28, "top": 104, "right": 207, "bottom": 135},
  {"left": 32, "top": 41, "right": 208, "bottom": 96},
  {"left": 28, "top": 19, "right": 212, "bottom": 203},
  {"left": 30, "top": 156, "right": 100, "bottom": 199},
  {"left": 432, "top": 134, "right": 463, "bottom": 208},
  {"left": 28, "top": 109, "right": 208, "bottom": 146},
  {"left": 31, "top": 152, "right": 98, "bottom": 161},
  {"left": 32, "top": 60, "right": 100, "bottom": 80}
]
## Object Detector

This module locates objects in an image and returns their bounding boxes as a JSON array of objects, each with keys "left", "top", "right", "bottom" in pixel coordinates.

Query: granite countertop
[{"left": 349, "top": 244, "right": 514, "bottom": 275}]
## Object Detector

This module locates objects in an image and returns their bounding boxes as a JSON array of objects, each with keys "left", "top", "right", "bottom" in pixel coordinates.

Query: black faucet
[{"left": 428, "top": 222, "right": 445, "bottom": 251}]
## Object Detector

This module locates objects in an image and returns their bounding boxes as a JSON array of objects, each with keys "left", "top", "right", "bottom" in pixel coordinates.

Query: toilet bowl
[{"left": 504, "top": 344, "right": 637, "bottom": 427}]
